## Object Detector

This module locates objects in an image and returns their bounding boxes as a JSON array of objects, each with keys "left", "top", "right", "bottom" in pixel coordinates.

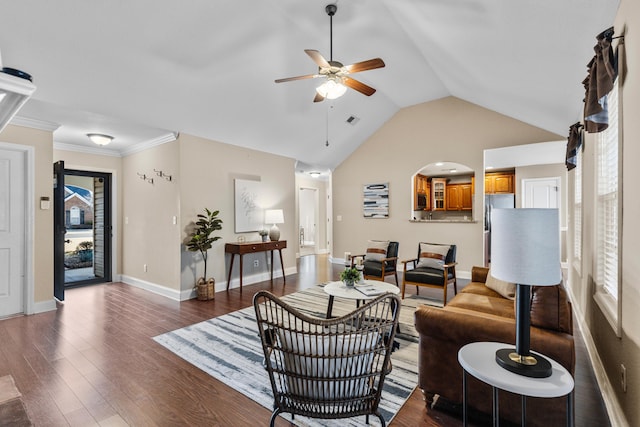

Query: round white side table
[
  {"left": 458, "top": 341, "right": 574, "bottom": 427},
  {"left": 323, "top": 280, "right": 399, "bottom": 318}
]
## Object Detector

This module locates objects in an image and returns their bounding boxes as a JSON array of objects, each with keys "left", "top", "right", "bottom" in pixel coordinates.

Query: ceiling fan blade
[
  {"left": 313, "top": 92, "right": 325, "bottom": 103},
  {"left": 305, "top": 49, "right": 331, "bottom": 68},
  {"left": 345, "top": 58, "right": 385, "bottom": 74},
  {"left": 274, "top": 74, "right": 319, "bottom": 83},
  {"left": 343, "top": 77, "right": 376, "bottom": 96}
]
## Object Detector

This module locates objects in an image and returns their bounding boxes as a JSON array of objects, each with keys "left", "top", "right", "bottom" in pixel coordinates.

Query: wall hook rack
[{"left": 153, "top": 168, "right": 173, "bottom": 182}]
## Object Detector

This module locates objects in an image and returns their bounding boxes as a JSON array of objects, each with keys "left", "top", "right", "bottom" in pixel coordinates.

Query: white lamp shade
[
  {"left": 490, "top": 208, "right": 561, "bottom": 286},
  {"left": 264, "top": 209, "right": 284, "bottom": 225}
]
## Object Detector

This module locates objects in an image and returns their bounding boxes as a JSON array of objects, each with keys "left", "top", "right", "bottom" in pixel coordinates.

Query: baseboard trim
[
  {"left": 32, "top": 299, "right": 57, "bottom": 314},
  {"left": 225, "top": 267, "right": 297, "bottom": 291},
  {"left": 121, "top": 267, "right": 298, "bottom": 301},
  {"left": 121, "top": 275, "right": 184, "bottom": 301},
  {"left": 566, "top": 287, "right": 629, "bottom": 427}
]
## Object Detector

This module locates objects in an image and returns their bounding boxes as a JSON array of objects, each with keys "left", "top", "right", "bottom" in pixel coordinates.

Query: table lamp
[
  {"left": 264, "top": 209, "right": 284, "bottom": 241},
  {"left": 490, "top": 208, "right": 562, "bottom": 378}
]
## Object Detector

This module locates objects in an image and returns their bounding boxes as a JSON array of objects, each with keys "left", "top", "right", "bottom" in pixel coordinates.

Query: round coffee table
[{"left": 323, "top": 280, "right": 399, "bottom": 318}]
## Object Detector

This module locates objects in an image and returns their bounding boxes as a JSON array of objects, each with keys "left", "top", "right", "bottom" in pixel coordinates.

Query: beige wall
[
  {"left": 0, "top": 124, "right": 53, "bottom": 304},
  {"left": 565, "top": 0, "right": 640, "bottom": 424},
  {"left": 177, "top": 134, "right": 297, "bottom": 292},
  {"left": 53, "top": 149, "right": 124, "bottom": 277},
  {"left": 122, "top": 141, "right": 181, "bottom": 289},
  {"left": 331, "top": 97, "right": 561, "bottom": 275}
]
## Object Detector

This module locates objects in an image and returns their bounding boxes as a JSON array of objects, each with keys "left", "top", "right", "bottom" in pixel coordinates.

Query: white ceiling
[{"left": 0, "top": 1, "right": 619, "bottom": 173}]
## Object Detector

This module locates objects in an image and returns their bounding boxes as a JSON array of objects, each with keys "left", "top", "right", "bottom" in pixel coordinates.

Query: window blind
[{"left": 596, "top": 82, "right": 619, "bottom": 300}]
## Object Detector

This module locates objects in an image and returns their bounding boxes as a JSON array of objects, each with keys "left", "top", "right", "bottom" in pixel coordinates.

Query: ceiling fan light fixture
[
  {"left": 316, "top": 77, "right": 347, "bottom": 99},
  {"left": 87, "top": 133, "right": 113, "bottom": 146}
]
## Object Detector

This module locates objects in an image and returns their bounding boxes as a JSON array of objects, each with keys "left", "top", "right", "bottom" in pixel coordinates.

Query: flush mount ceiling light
[
  {"left": 309, "top": 171, "right": 321, "bottom": 178},
  {"left": 87, "top": 133, "right": 113, "bottom": 146}
]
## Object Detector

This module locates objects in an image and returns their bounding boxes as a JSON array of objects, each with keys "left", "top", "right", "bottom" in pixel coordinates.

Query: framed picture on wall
[
  {"left": 363, "top": 183, "right": 389, "bottom": 218},
  {"left": 234, "top": 179, "right": 263, "bottom": 232}
]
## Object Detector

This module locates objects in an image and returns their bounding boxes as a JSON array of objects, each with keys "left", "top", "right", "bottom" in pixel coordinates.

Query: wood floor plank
[{"left": 0, "top": 255, "right": 609, "bottom": 426}]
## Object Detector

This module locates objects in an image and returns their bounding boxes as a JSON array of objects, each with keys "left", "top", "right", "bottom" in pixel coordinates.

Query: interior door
[
  {"left": 0, "top": 148, "right": 26, "bottom": 316},
  {"left": 522, "top": 177, "right": 560, "bottom": 208},
  {"left": 53, "top": 160, "right": 65, "bottom": 301}
]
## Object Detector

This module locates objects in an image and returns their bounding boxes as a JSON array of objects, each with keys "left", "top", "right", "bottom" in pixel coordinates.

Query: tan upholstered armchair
[
  {"left": 401, "top": 242, "right": 457, "bottom": 304},
  {"left": 253, "top": 290, "right": 400, "bottom": 427}
]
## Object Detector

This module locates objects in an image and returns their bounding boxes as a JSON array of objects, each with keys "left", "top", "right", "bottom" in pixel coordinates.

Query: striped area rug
[{"left": 153, "top": 285, "right": 442, "bottom": 426}]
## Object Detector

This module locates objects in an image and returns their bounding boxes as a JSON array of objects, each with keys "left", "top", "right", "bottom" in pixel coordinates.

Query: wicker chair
[{"left": 253, "top": 290, "right": 401, "bottom": 427}]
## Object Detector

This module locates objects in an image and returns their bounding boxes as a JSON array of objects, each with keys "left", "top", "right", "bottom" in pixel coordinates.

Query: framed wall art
[
  {"left": 363, "top": 183, "right": 389, "bottom": 218},
  {"left": 234, "top": 179, "right": 264, "bottom": 232}
]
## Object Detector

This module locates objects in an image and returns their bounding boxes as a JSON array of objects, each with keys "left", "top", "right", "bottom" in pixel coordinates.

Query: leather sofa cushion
[
  {"left": 530, "top": 285, "right": 573, "bottom": 334},
  {"left": 447, "top": 293, "right": 515, "bottom": 319},
  {"left": 459, "top": 282, "right": 502, "bottom": 298}
]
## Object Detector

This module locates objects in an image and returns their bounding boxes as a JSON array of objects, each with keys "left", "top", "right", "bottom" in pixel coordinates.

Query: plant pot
[
  {"left": 343, "top": 279, "right": 355, "bottom": 288},
  {"left": 196, "top": 277, "right": 215, "bottom": 301},
  {"left": 261, "top": 235, "right": 268, "bottom": 242}
]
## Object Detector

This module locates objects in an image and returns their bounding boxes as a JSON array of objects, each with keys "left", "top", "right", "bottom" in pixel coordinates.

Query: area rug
[
  {"left": 0, "top": 375, "right": 32, "bottom": 427},
  {"left": 153, "top": 285, "right": 442, "bottom": 426}
]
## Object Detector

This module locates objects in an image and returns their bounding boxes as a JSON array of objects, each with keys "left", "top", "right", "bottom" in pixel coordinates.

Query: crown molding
[
  {"left": 120, "top": 132, "right": 179, "bottom": 157},
  {"left": 53, "top": 141, "right": 121, "bottom": 157},
  {"left": 11, "top": 115, "right": 60, "bottom": 132}
]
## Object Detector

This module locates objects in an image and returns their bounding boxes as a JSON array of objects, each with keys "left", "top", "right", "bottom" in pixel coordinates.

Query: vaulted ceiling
[{"left": 0, "top": 1, "right": 619, "bottom": 173}]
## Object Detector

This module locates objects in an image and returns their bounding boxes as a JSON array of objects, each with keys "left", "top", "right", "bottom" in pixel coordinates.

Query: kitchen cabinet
[
  {"left": 485, "top": 171, "right": 515, "bottom": 194},
  {"left": 415, "top": 174, "right": 428, "bottom": 194},
  {"left": 414, "top": 174, "right": 430, "bottom": 210},
  {"left": 446, "top": 183, "right": 473, "bottom": 211},
  {"left": 431, "top": 178, "right": 447, "bottom": 211}
]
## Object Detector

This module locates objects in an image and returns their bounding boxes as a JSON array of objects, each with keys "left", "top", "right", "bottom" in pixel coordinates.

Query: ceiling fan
[{"left": 275, "top": 4, "right": 385, "bottom": 103}]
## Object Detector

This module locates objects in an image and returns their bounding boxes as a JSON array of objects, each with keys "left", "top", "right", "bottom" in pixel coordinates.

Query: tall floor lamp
[{"left": 490, "top": 208, "right": 562, "bottom": 378}]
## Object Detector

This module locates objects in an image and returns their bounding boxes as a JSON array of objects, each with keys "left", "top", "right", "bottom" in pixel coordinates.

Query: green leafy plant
[
  {"left": 258, "top": 229, "right": 268, "bottom": 236},
  {"left": 186, "top": 208, "right": 223, "bottom": 281},
  {"left": 340, "top": 267, "right": 361, "bottom": 284}
]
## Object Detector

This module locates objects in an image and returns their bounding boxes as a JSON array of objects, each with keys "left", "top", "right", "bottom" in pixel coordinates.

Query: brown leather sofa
[{"left": 414, "top": 266, "right": 575, "bottom": 426}]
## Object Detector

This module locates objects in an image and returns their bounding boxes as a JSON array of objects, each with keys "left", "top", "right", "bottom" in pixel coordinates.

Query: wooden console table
[{"left": 225, "top": 240, "right": 287, "bottom": 291}]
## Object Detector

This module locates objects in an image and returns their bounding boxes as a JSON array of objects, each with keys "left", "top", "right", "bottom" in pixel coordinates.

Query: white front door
[
  {"left": 0, "top": 147, "right": 26, "bottom": 317},
  {"left": 522, "top": 177, "right": 560, "bottom": 208}
]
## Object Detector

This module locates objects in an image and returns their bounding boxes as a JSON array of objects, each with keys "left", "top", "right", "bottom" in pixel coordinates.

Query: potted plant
[
  {"left": 258, "top": 229, "right": 269, "bottom": 242},
  {"left": 340, "top": 267, "right": 361, "bottom": 288},
  {"left": 186, "top": 208, "right": 223, "bottom": 300}
]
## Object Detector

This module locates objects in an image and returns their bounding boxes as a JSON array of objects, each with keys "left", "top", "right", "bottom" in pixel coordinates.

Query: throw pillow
[
  {"left": 416, "top": 243, "right": 449, "bottom": 269},
  {"left": 485, "top": 268, "right": 516, "bottom": 300},
  {"left": 366, "top": 240, "right": 389, "bottom": 262}
]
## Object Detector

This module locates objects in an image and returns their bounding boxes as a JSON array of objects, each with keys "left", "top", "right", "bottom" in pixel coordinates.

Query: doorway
[
  {"left": 54, "top": 162, "right": 112, "bottom": 300},
  {"left": 299, "top": 187, "right": 318, "bottom": 257}
]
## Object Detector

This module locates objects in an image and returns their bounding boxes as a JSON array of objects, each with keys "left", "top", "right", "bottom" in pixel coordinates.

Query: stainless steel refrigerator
[{"left": 484, "top": 194, "right": 515, "bottom": 265}]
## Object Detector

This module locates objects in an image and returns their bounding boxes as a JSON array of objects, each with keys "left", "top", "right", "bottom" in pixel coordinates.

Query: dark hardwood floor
[{"left": 0, "top": 255, "right": 609, "bottom": 426}]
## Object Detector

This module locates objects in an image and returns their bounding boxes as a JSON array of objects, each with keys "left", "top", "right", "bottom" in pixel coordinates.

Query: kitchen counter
[{"left": 410, "top": 219, "right": 478, "bottom": 223}]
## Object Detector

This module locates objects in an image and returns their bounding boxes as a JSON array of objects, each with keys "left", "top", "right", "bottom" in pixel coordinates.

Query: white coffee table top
[
  {"left": 458, "top": 341, "right": 574, "bottom": 398},
  {"left": 324, "top": 280, "right": 400, "bottom": 300}
]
